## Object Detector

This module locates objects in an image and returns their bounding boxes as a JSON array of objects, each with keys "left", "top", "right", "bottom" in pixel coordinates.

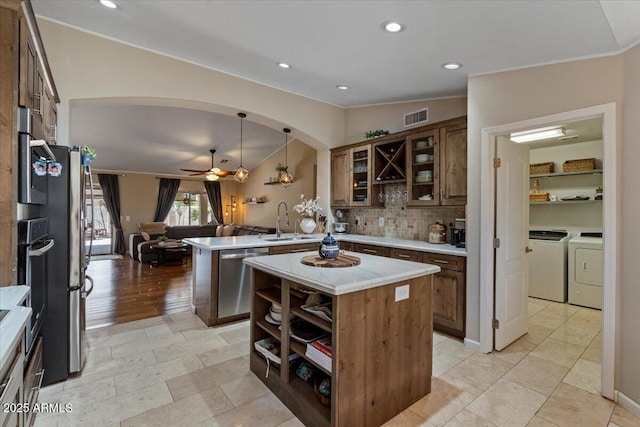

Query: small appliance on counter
[
  {"left": 333, "top": 209, "right": 348, "bottom": 234},
  {"left": 333, "top": 222, "right": 348, "bottom": 233},
  {"left": 428, "top": 222, "right": 447, "bottom": 244},
  {"left": 451, "top": 218, "right": 466, "bottom": 248}
]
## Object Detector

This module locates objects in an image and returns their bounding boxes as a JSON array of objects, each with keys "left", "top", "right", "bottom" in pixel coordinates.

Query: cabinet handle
[
  {"left": 440, "top": 188, "right": 444, "bottom": 202},
  {"left": 33, "top": 93, "right": 43, "bottom": 116},
  {"left": 433, "top": 259, "right": 449, "bottom": 264},
  {"left": 0, "top": 376, "right": 14, "bottom": 401},
  {"left": 290, "top": 248, "right": 311, "bottom": 253},
  {"left": 397, "top": 254, "right": 411, "bottom": 259},
  {"left": 31, "top": 369, "right": 45, "bottom": 391},
  {"left": 361, "top": 248, "right": 377, "bottom": 254}
]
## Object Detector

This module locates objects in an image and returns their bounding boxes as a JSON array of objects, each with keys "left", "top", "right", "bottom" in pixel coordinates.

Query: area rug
[{"left": 90, "top": 254, "right": 123, "bottom": 261}]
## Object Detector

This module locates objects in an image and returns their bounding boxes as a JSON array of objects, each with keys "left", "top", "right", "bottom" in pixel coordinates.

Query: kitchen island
[{"left": 243, "top": 251, "right": 440, "bottom": 427}]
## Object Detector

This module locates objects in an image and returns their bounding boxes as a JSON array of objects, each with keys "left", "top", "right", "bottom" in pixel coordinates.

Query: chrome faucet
[{"left": 276, "top": 201, "right": 289, "bottom": 238}]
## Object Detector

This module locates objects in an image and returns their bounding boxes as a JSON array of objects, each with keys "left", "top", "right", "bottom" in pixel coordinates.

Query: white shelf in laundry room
[{"left": 530, "top": 169, "right": 603, "bottom": 178}]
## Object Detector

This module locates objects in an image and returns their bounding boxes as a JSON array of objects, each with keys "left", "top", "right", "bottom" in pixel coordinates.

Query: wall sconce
[{"left": 224, "top": 195, "right": 237, "bottom": 223}]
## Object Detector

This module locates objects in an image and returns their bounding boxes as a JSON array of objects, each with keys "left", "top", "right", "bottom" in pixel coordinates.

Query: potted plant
[
  {"left": 365, "top": 129, "right": 390, "bottom": 139},
  {"left": 293, "top": 195, "right": 322, "bottom": 234},
  {"left": 157, "top": 235, "right": 168, "bottom": 247},
  {"left": 275, "top": 163, "right": 288, "bottom": 179}
]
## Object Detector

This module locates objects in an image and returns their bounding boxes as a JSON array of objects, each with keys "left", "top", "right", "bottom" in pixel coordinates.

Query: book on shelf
[
  {"left": 311, "top": 337, "right": 332, "bottom": 357},
  {"left": 305, "top": 343, "right": 332, "bottom": 372}
]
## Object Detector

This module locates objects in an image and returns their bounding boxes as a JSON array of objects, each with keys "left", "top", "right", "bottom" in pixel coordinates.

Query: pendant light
[
  {"left": 279, "top": 128, "right": 294, "bottom": 187},
  {"left": 234, "top": 112, "right": 249, "bottom": 183}
]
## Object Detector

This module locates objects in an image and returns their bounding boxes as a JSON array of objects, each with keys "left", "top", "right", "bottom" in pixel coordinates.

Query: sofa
[{"left": 129, "top": 223, "right": 276, "bottom": 264}]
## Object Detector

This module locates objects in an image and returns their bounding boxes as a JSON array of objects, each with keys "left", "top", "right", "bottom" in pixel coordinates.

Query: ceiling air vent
[{"left": 404, "top": 108, "right": 429, "bottom": 128}]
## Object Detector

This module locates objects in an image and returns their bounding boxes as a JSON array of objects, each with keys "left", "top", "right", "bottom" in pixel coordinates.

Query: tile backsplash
[{"left": 336, "top": 184, "right": 465, "bottom": 242}]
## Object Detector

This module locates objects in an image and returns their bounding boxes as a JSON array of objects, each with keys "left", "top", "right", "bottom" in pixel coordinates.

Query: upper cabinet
[
  {"left": 331, "top": 116, "right": 467, "bottom": 209},
  {"left": 18, "top": 2, "right": 59, "bottom": 142},
  {"left": 407, "top": 117, "right": 467, "bottom": 207},
  {"left": 331, "top": 145, "right": 380, "bottom": 208}
]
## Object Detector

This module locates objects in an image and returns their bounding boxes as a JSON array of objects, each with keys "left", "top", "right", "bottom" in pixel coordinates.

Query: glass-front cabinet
[
  {"left": 406, "top": 129, "right": 439, "bottom": 206},
  {"left": 350, "top": 146, "right": 372, "bottom": 206}
]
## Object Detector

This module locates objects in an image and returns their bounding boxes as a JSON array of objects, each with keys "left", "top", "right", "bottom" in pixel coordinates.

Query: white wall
[
  {"left": 620, "top": 44, "right": 640, "bottom": 405},
  {"left": 468, "top": 54, "right": 634, "bottom": 400}
]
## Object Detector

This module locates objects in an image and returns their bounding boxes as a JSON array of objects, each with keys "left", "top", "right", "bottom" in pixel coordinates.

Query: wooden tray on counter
[{"left": 301, "top": 254, "right": 361, "bottom": 268}]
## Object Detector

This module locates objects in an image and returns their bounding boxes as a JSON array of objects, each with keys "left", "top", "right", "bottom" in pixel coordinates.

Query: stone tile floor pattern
[{"left": 34, "top": 298, "right": 640, "bottom": 426}]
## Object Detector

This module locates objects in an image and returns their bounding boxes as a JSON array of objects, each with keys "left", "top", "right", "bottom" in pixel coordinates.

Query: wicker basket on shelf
[
  {"left": 530, "top": 162, "right": 554, "bottom": 175},
  {"left": 529, "top": 178, "right": 549, "bottom": 202},
  {"left": 529, "top": 193, "right": 550, "bottom": 202},
  {"left": 562, "top": 158, "right": 596, "bottom": 172}
]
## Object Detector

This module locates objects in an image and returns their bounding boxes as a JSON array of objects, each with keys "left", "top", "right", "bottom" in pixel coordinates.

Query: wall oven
[
  {"left": 18, "top": 217, "right": 54, "bottom": 357},
  {"left": 18, "top": 107, "right": 56, "bottom": 205}
]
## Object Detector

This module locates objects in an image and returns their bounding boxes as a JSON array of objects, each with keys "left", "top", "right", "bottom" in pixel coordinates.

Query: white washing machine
[
  {"left": 528, "top": 230, "right": 570, "bottom": 302},
  {"left": 568, "top": 232, "right": 603, "bottom": 309}
]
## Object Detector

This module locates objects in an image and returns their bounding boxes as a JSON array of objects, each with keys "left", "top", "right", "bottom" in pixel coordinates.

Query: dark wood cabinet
[
  {"left": 330, "top": 116, "right": 466, "bottom": 210},
  {"left": 389, "top": 247, "right": 423, "bottom": 262},
  {"left": 269, "top": 242, "right": 318, "bottom": 255},
  {"left": 439, "top": 120, "right": 467, "bottom": 206},
  {"left": 423, "top": 253, "right": 466, "bottom": 337},
  {"left": 352, "top": 243, "right": 389, "bottom": 257},
  {"left": 331, "top": 149, "right": 350, "bottom": 207}
]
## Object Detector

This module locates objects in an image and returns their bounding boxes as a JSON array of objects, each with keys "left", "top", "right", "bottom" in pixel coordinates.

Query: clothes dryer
[{"left": 568, "top": 232, "right": 603, "bottom": 309}]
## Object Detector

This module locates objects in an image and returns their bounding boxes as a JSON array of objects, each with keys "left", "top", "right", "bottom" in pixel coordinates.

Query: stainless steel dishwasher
[{"left": 218, "top": 247, "right": 270, "bottom": 318}]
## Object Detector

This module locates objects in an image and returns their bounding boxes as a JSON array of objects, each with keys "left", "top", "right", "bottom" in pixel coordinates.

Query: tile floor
[{"left": 34, "top": 299, "right": 640, "bottom": 427}]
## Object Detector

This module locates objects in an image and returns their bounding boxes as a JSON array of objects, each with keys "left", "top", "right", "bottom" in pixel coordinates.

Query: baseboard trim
[
  {"left": 464, "top": 337, "right": 481, "bottom": 352},
  {"left": 616, "top": 390, "right": 640, "bottom": 418}
]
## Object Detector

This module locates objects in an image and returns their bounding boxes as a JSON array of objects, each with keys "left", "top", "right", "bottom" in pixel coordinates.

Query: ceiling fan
[{"left": 180, "top": 149, "right": 234, "bottom": 181}]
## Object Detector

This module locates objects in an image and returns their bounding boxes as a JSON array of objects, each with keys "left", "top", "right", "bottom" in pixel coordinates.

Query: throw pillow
[
  {"left": 222, "top": 224, "right": 235, "bottom": 236},
  {"left": 141, "top": 231, "right": 151, "bottom": 241},
  {"left": 139, "top": 222, "right": 167, "bottom": 235}
]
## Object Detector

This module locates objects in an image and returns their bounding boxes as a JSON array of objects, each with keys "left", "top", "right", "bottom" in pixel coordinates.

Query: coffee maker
[{"left": 451, "top": 218, "right": 466, "bottom": 248}]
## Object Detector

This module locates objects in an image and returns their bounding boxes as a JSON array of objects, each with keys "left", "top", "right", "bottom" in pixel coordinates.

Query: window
[{"left": 166, "top": 192, "right": 202, "bottom": 226}]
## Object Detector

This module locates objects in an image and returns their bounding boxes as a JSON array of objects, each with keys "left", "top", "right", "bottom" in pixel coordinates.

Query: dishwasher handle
[{"left": 220, "top": 251, "right": 268, "bottom": 260}]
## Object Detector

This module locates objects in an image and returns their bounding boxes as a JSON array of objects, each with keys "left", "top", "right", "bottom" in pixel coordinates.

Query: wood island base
[{"left": 249, "top": 268, "right": 433, "bottom": 427}]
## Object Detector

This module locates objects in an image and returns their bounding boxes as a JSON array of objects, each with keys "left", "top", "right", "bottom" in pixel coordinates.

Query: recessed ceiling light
[
  {"left": 442, "top": 62, "right": 462, "bottom": 70},
  {"left": 336, "top": 85, "right": 349, "bottom": 90},
  {"left": 381, "top": 21, "right": 406, "bottom": 33},
  {"left": 277, "top": 62, "right": 291, "bottom": 69},
  {"left": 99, "top": 0, "right": 117, "bottom": 9}
]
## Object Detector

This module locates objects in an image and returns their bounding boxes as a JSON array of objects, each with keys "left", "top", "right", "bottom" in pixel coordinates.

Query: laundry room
[{"left": 527, "top": 116, "right": 603, "bottom": 310}]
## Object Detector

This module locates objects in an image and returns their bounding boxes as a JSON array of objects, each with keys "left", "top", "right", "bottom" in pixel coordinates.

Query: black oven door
[
  {"left": 19, "top": 134, "right": 50, "bottom": 205},
  {"left": 23, "top": 238, "right": 55, "bottom": 353}
]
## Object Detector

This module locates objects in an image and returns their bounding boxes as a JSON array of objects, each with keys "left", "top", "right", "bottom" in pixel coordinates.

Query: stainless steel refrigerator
[{"left": 42, "top": 145, "right": 94, "bottom": 385}]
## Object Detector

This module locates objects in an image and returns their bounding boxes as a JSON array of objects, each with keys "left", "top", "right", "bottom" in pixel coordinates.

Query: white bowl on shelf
[{"left": 415, "top": 154, "right": 428, "bottom": 163}]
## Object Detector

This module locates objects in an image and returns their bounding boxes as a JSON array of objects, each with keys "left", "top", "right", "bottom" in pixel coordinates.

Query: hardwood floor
[{"left": 85, "top": 256, "right": 192, "bottom": 329}]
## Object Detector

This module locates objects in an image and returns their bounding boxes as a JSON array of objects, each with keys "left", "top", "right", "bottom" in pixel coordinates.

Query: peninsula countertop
[
  {"left": 243, "top": 251, "right": 441, "bottom": 295},
  {"left": 0, "top": 285, "right": 31, "bottom": 369},
  {"left": 184, "top": 233, "right": 466, "bottom": 257}
]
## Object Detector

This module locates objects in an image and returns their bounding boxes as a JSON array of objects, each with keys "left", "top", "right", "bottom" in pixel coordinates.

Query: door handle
[
  {"left": 525, "top": 247, "right": 533, "bottom": 253},
  {"left": 82, "top": 275, "right": 94, "bottom": 298}
]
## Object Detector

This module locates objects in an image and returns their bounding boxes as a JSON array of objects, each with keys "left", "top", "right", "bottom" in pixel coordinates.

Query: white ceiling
[{"left": 31, "top": 0, "right": 640, "bottom": 176}]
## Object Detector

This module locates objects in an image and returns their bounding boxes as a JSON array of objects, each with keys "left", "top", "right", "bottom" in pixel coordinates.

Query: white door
[{"left": 494, "top": 139, "right": 530, "bottom": 350}]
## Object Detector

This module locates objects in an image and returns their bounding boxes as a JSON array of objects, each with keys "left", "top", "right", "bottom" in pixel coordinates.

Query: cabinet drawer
[
  {"left": 423, "top": 253, "right": 465, "bottom": 272},
  {"left": 353, "top": 243, "right": 389, "bottom": 257},
  {"left": 269, "top": 243, "right": 318, "bottom": 255},
  {"left": 0, "top": 338, "right": 24, "bottom": 427},
  {"left": 339, "top": 241, "right": 354, "bottom": 252},
  {"left": 389, "top": 248, "right": 423, "bottom": 262},
  {"left": 24, "top": 337, "right": 43, "bottom": 427}
]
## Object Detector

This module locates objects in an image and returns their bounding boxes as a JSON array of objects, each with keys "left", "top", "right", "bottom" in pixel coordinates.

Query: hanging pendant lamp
[
  {"left": 234, "top": 112, "right": 249, "bottom": 183},
  {"left": 279, "top": 128, "right": 294, "bottom": 187}
]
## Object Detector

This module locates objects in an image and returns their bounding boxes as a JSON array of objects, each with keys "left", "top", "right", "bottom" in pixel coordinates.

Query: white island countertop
[
  {"left": 0, "top": 286, "right": 31, "bottom": 369},
  {"left": 184, "top": 233, "right": 466, "bottom": 257},
  {"left": 243, "top": 251, "right": 441, "bottom": 295}
]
